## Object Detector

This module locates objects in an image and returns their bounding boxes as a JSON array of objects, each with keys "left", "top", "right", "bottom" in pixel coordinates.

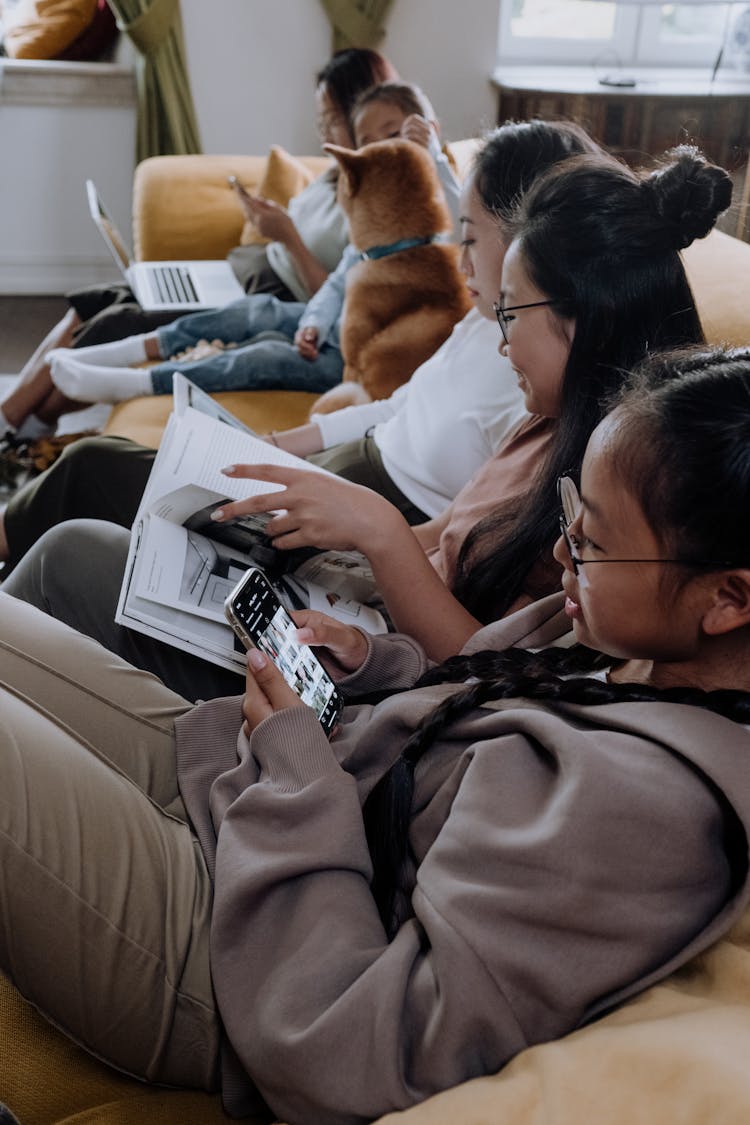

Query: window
[{"left": 498, "top": 2, "right": 731, "bottom": 69}]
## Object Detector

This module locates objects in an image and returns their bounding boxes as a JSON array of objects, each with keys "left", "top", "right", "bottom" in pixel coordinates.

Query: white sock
[
  {"left": 46, "top": 335, "right": 150, "bottom": 369},
  {"left": 0, "top": 408, "right": 15, "bottom": 436},
  {"left": 49, "top": 353, "right": 154, "bottom": 404}
]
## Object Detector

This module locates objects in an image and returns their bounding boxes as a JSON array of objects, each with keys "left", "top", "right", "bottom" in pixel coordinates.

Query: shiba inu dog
[{"left": 311, "top": 138, "right": 470, "bottom": 414}]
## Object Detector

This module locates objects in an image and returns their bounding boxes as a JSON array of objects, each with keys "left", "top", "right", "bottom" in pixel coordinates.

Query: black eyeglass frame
[
  {"left": 556, "top": 475, "right": 739, "bottom": 577},
  {"left": 493, "top": 300, "right": 554, "bottom": 345}
]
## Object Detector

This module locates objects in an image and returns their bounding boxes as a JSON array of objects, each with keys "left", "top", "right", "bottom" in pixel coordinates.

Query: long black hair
[
  {"left": 473, "top": 118, "right": 603, "bottom": 218},
  {"left": 365, "top": 345, "right": 750, "bottom": 936},
  {"left": 452, "top": 146, "right": 733, "bottom": 624},
  {"left": 315, "top": 48, "right": 399, "bottom": 143}
]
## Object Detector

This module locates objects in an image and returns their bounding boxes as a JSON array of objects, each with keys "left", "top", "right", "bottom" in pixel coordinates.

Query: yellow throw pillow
[
  {"left": 3, "top": 0, "right": 98, "bottom": 58},
  {"left": 239, "top": 144, "right": 316, "bottom": 246}
]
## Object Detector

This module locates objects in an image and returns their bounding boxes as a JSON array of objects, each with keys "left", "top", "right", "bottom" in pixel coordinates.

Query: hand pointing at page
[{"left": 212, "top": 463, "right": 409, "bottom": 555}]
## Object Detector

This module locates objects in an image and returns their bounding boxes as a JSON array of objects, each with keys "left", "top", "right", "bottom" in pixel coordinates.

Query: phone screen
[{"left": 225, "top": 568, "right": 343, "bottom": 734}]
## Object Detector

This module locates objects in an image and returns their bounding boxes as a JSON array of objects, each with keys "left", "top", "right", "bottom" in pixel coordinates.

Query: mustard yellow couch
[{"left": 4, "top": 149, "right": 750, "bottom": 1125}]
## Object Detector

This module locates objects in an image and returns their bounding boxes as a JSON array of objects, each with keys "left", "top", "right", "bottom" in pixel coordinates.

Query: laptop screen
[{"left": 86, "top": 179, "right": 132, "bottom": 274}]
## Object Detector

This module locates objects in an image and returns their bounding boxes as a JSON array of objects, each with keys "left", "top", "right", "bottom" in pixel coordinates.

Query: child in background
[
  {"left": 0, "top": 47, "right": 399, "bottom": 442},
  {"left": 1, "top": 82, "right": 460, "bottom": 421}
]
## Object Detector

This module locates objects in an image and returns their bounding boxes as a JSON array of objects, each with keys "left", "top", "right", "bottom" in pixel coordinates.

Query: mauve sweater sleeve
[{"left": 207, "top": 698, "right": 731, "bottom": 1125}]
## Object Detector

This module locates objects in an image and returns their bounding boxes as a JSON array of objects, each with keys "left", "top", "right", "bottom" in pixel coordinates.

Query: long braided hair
[{"left": 364, "top": 346, "right": 750, "bottom": 937}]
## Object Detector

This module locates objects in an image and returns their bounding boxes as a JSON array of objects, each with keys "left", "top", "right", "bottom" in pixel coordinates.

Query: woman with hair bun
[
  {"left": 3, "top": 346, "right": 750, "bottom": 1124},
  {"left": 210, "top": 143, "right": 733, "bottom": 660}
]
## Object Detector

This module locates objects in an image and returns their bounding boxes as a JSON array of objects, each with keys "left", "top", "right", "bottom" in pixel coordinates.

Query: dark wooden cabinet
[{"left": 493, "top": 67, "right": 750, "bottom": 236}]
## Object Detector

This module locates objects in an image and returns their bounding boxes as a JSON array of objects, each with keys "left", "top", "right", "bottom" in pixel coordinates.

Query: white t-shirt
[
  {"left": 266, "top": 170, "right": 350, "bottom": 301},
  {"left": 312, "top": 308, "right": 527, "bottom": 518}
]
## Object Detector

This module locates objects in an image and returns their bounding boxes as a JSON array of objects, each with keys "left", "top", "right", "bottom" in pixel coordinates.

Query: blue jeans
[{"left": 151, "top": 294, "right": 342, "bottom": 395}]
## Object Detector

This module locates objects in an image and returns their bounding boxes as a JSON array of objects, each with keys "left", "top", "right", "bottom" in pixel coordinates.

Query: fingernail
[
  {"left": 210, "top": 508, "right": 224, "bottom": 521},
  {"left": 296, "top": 627, "right": 313, "bottom": 643},
  {"left": 248, "top": 649, "right": 267, "bottom": 670},
  {"left": 221, "top": 465, "right": 236, "bottom": 474}
]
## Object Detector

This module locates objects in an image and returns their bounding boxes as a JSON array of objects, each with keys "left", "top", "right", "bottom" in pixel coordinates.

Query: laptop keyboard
[{"left": 150, "top": 265, "right": 199, "bottom": 305}]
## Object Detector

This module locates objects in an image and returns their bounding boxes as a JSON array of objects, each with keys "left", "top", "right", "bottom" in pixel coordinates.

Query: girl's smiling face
[
  {"left": 353, "top": 100, "right": 410, "bottom": 147},
  {"left": 457, "top": 174, "right": 507, "bottom": 321},
  {"left": 553, "top": 415, "right": 709, "bottom": 664},
  {"left": 498, "top": 240, "right": 575, "bottom": 417}
]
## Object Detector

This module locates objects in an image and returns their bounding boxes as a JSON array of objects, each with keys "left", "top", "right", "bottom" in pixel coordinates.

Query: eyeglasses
[
  {"left": 493, "top": 300, "right": 554, "bottom": 345},
  {"left": 557, "top": 476, "right": 738, "bottom": 577}
]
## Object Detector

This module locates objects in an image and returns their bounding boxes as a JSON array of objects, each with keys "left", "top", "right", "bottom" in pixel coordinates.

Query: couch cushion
[
  {"left": 239, "top": 145, "right": 317, "bottom": 246},
  {"left": 104, "top": 389, "right": 322, "bottom": 447},
  {"left": 682, "top": 227, "right": 750, "bottom": 347},
  {"left": 0, "top": 973, "right": 234, "bottom": 1124},
  {"left": 133, "top": 154, "right": 332, "bottom": 262},
  {"left": 2, "top": 0, "right": 97, "bottom": 58},
  {"left": 57, "top": 0, "right": 117, "bottom": 61}
]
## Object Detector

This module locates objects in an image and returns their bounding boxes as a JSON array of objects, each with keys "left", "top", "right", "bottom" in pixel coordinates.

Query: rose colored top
[{"left": 427, "top": 413, "right": 558, "bottom": 594}]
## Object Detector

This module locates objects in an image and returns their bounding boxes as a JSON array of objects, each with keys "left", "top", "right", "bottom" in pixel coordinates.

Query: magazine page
[
  {"left": 284, "top": 574, "right": 387, "bottom": 635},
  {"left": 116, "top": 392, "right": 387, "bottom": 666},
  {"left": 116, "top": 517, "right": 249, "bottom": 675},
  {"left": 172, "top": 371, "right": 258, "bottom": 434},
  {"left": 137, "top": 404, "right": 312, "bottom": 513}
]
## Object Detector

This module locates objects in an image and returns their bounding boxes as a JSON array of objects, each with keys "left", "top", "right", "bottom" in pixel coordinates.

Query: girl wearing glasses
[
  {"left": 207, "top": 144, "right": 731, "bottom": 662},
  {"left": 3, "top": 347, "right": 750, "bottom": 1125}
]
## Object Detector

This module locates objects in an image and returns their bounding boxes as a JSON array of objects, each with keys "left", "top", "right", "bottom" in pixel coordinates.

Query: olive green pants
[{"left": 0, "top": 591, "right": 221, "bottom": 1090}]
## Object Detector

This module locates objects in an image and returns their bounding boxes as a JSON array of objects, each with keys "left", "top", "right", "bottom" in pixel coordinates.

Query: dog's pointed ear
[{"left": 323, "top": 143, "right": 363, "bottom": 197}]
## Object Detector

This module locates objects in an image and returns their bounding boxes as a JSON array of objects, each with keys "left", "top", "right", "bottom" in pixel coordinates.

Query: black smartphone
[
  {"left": 227, "top": 174, "right": 253, "bottom": 201},
  {"left": 224, "top": 567, "right": 343, "bottom": 736}
]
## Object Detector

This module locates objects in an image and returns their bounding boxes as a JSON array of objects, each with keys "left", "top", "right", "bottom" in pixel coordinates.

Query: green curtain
[
  {"left": 105, "top": 0, "right": 201, "bottom": 161},
  {"left": 318, "top": 0, "right": 396, "bottom": 51}
]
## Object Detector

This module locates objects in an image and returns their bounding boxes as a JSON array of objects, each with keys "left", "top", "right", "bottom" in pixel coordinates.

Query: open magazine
[{"left": 115, "top": 374, "right": 386, "bottom": 675}]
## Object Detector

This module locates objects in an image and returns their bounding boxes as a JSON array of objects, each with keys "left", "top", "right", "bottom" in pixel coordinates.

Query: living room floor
[
  {"left": 0, "top": 295, "right": 69, "bottom": 377},
  {"left": 0, "top": 295, "right": 112, "bottom": 434}
]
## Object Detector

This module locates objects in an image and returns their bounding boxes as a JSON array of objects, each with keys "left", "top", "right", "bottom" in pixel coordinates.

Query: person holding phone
[
  {"left": 224, "top": 565, "right": 343, "bottom": 735},
  {"left": 0, "top": 80, "right": 459, "bottom": 437},
  {"left": 0, "top": 47, "right": 398, "bottom": 444},
  {"left": 2, "top": 348, "right": 750, "bottom": 1125}
]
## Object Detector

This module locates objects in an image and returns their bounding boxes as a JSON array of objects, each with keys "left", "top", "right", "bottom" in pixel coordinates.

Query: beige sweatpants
[{"left": 0, "top": 591, "right": 221, "bottom": 1091}]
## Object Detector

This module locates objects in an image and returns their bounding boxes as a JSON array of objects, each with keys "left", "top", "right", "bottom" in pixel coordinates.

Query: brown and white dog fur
[{"left": 310, "top": 138, "right": 471, "bottom": 415}]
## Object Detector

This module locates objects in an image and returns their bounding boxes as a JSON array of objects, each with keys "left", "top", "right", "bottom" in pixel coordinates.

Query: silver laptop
[{"left": 86, "top": 179, "right": 245, "bottom": 312}]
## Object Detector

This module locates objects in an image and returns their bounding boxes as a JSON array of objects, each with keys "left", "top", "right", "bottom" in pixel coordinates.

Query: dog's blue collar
[{"left": 359, "top": 233, "right": 447, "bottom": 261}]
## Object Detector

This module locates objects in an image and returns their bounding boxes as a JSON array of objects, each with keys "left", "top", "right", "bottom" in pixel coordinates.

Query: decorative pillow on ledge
[
  {"left": 3, "top": 0, "right": 98, "bottom": 59},
  {"left": 58, "top": 0, "right": 117, "bottom": 61},
  {"left": 239, "top": 144, "right": 316, "bottom": 246}
]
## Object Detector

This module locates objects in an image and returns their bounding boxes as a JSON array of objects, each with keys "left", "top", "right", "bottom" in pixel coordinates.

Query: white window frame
[
  {"left": 497, "top": 2, "right": 730, "bottom": 69},
  {"left": 635, "top": 5, "right": 729, "bottom": 66}
]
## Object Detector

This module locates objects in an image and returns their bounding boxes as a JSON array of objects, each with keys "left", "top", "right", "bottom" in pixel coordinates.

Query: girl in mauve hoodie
[{"left": 2, "top": 346, "right": 750, "bottom": 1125}]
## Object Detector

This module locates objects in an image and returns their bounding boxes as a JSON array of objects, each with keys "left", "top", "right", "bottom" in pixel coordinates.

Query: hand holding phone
[
  {"left": 228, "top": 174, "right": 258, "bottom": 220},
  {"left": 225, "top": 567, "right": 343, "bottom": 735},
  {"left": 227, "top": 174, "right": 252, "bottom": 199}
]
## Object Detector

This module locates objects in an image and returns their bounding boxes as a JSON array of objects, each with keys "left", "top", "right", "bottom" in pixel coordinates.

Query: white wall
[
  {"left": 0, "top": 61, "right": 136, "bottom": 299},
  {"left": 180, "top": 0, "right": 499, "bottom": 155}
]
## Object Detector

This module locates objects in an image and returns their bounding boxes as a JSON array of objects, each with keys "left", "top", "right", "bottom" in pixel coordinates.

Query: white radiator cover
[{"left": 0, "top": 59, "right": 137, "bottom": 295}]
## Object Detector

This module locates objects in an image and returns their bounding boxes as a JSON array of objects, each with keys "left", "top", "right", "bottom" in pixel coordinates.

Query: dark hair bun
[{"left": 643, "top": 145, "right": 733, "bottom": 250}]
